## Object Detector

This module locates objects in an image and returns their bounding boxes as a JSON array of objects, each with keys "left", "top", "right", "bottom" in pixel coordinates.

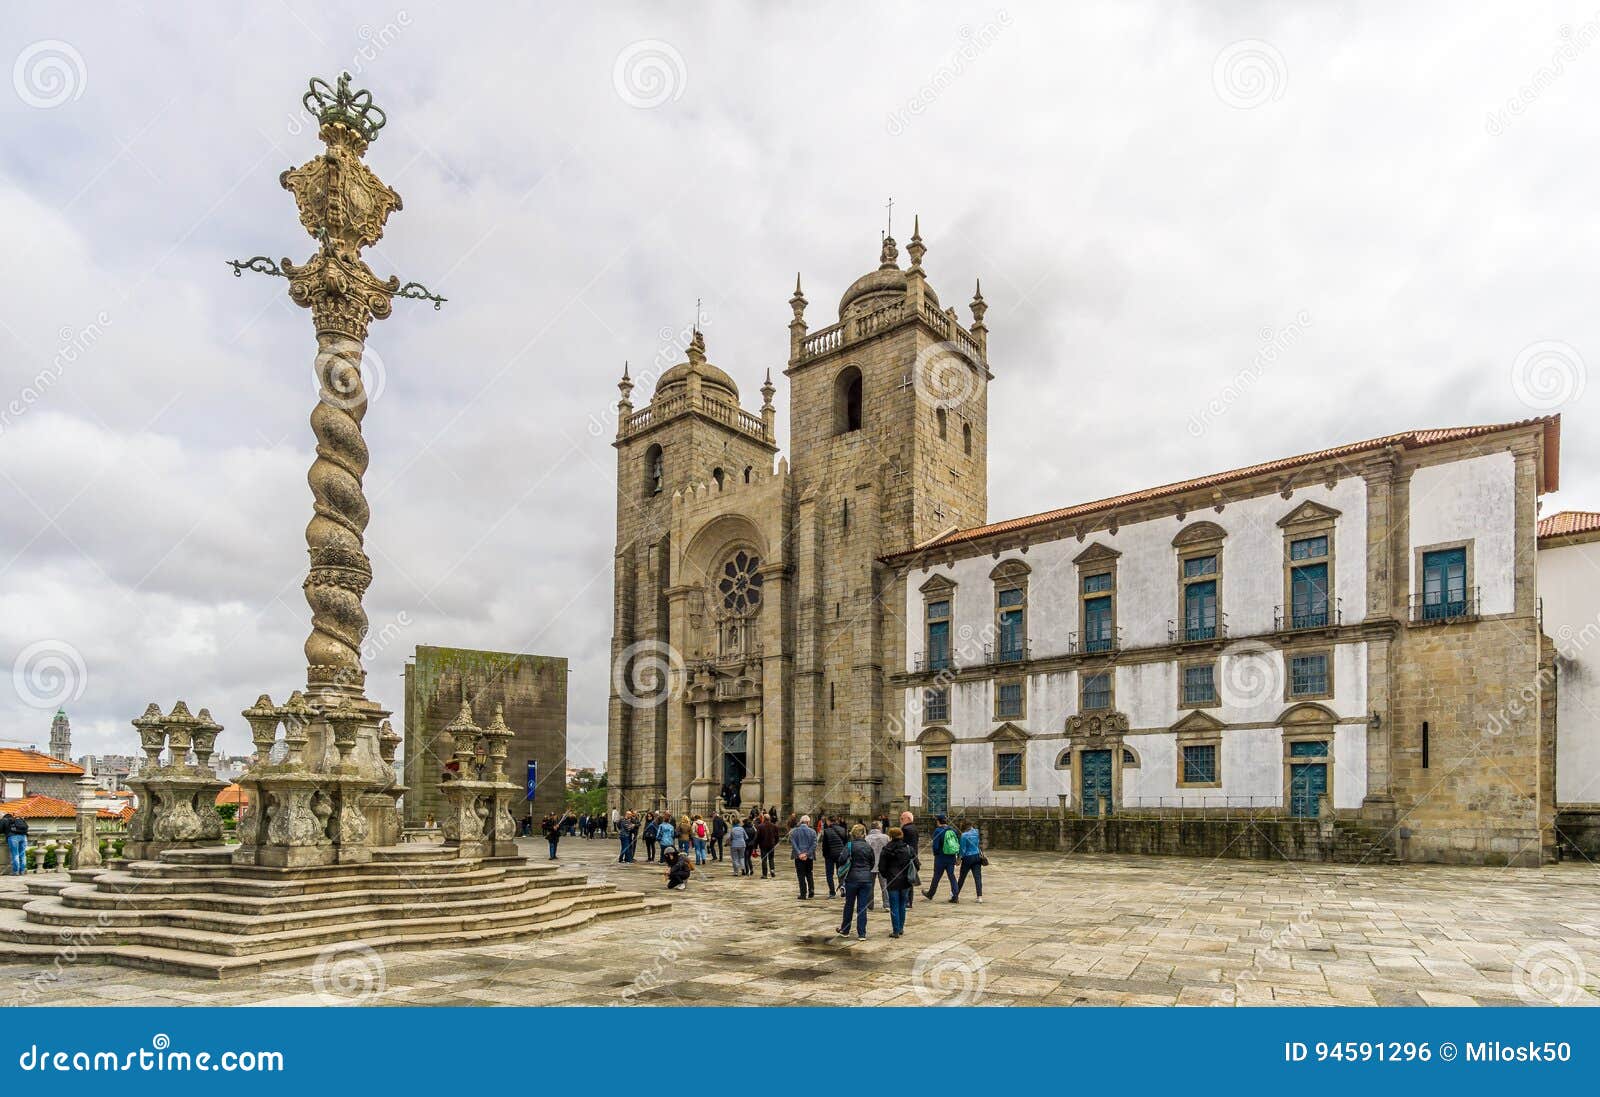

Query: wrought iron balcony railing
[
  {"left": 1167, "top": 614, "right": 1228, "bottom": 644},
  {"left": 1410, "top": 587, "right": 1479, "bottom": 624},
  {"left": 1069, "top": 628, "right": 1122, "bottom": 655},
  {"left": 1274, "top": 598, "right": 1342, "bottom": 631},
  {"left": 913, "top": 651, "right": 953, "bottom": 673},
  {"left": 983, "top": 640, "right": 1030, "bottom": 665}
]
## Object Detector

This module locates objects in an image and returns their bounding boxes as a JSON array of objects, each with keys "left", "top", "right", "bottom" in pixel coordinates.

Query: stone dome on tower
[
  {"left": 653, "top": 328, "right": 740, "bottom": 401},
  {"left": 836, "top": 222, "right": 939, "bottom": 321}
]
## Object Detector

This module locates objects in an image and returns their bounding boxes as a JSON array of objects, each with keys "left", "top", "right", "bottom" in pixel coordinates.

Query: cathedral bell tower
[{"left": 782, "top": 217, "right": 991, "bottom": 814}]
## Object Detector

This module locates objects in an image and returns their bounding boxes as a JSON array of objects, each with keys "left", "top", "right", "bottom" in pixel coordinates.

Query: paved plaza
[{"left": 4, "top": 839, "right": 1600, "bottom": 1006}]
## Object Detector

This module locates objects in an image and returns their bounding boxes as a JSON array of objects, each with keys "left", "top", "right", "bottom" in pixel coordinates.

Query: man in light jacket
[
  {"left": 788, "top": 814, "right": 818, "bottom": 899},
  {"left": 864, "top": 821, "right": 889, "bottom": 910}
]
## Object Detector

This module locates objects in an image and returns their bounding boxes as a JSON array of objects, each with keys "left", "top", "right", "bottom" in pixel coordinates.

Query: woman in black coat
[
  {"left": 877, "top": 828, "right": 916, "bottom": 938},
  {"left": 837, "top": 825, "right": 877, "bottom": 940}
]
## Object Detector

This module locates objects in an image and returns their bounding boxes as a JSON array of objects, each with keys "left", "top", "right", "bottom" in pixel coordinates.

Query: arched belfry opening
[{"left": 833, "top": 366, "right": 863, "bottom": 434}]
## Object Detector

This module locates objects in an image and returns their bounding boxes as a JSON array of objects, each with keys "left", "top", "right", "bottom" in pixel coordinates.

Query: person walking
[
  {"left": 710, "top": 811, "right": 727, "bottom": 862},
  {"left": 3, "top": 813, "right": 26, "bottom": 876},
  {"left": 729, "top": 817, "right": 748, "bottom": 875},
  {"left": 819, "top": 816, "right": 847, "bottom": 898},
  {"left": 951, "top": 819, "right": 984, "bottom": 903},
  {"left": 658, "top": 815, "right": 678, "bottom": 862},
  {"left": 755, "top": 812, "right": 780, "bottom": 879},
  {"left": 923, "top": 815, "right": 960, "bottom": 901},
  {"left": 539, "top": 813, "right": 561, "bottom": 860},
  {"left": 864, "top": 820, "right": 889, "bottom": 910},
  {"left": 617, "top": 811, "right": 637, "bottom": 863},
  {"left": 878, "top": 826, "right": 915, "bottom": 938},
  {"left": 900, "top": 811, "right": 919, "bottom": 908},
  {"left": 837, "top": 825, "right": 876, "bottom": 940},
  {"left": 789, "top": 814, "right": 818, "bottom": 899},
  {"left": 690, "top": 814, "right": 709, "bottom": 865}
]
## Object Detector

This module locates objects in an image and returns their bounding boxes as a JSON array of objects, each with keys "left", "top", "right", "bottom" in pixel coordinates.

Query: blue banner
[
  {"left": 1, "top": 1007, "right": 1595, "bottom": 1094},
  {"left": 525, "top": 759, "right": 537, "bottom": 801}
]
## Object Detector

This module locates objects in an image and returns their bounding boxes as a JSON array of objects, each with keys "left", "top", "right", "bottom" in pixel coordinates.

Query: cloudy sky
[{"left": 1, "top": 2, "right": 1594, "bottom": 770}]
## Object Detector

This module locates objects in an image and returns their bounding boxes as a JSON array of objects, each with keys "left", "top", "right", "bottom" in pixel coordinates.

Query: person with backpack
[
  {"left": 3, "top": 813, "right": 26, "bottom": 876},
  {"left": 690, "top": 814, "right": 709, "bottom": 865},
  {"left": 951, "top": 819, "right": 984, "bottom": 903},
  {"left": 900, "top": 811, "right": 920, "bottom": 908},
  {"left": 818, "top": 816, "right": 847, "bottom": 897},
  {"left": 877, "top": 826, "right": 916, "bottom": 938},
  {"left": 837, "top": 824, "right": 876, "bottom": 940},
  {"left": 923, "top": 815, "right": 960, "bottom": 901},
  {"left": 712, "top": 812, "right": 729, "bottom": 861},
  {"left": 540, "top": 813, "right": 562, "bottom": 860},
  {"left": 789, "top": 814, "right": 818, "bottom": 899},
  {"left": 641, "top": 812, "right": 659, "bottom": 863}
]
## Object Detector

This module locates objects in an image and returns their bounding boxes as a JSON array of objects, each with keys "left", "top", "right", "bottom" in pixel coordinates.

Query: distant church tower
[
  {"left": 607, "top": 216, "right": 990, "bottom": 816},
  {"left": 49, "top": 708, "right": 71, "bottom": 761}
]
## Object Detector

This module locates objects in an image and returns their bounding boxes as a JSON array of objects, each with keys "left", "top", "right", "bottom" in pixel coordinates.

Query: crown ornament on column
[{"left": 303, "top": 71, "right": 388, "bottom": 146}]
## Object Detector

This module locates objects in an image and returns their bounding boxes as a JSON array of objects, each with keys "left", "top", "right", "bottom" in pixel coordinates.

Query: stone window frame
[
  {"left": 915, "top": 725, "right": 954, "bottom": 807},
  {"left": 1054, "top": 747, "right": 1073, "bottom": 770},
  {"left": 1279, "top": 703, "right": 1337, "bottom": 814},
  {"left": 1278, "top": 501, "right": 1341, "bottom": 629},
  {"left": 644, "top": 443, "right": 664, "bottom": 497},
  {"left": 993, "top": 676, "right": 1027, "bottom": 721},
  {"left": 919, "top": 573, "right": 958, "bottom": 671},
  {"left": 1178, "top": 657, "right": 1219, "bottom": 709},
  {"left": 990, "top": 558, "right": 1031, "bottom": 664},
  {"left": 1079, "top": 667, "right": 1114, "bottom": 713},
  {"left": 963, "top": 421, "right": 973, "bottom": 455},
  {"left": 922, "top": 686, "right": 950, "bottom": 724},
  {"left": 1172, "top": 521, "right": 1227, "bottom": 640},
  {"left": 936, "top": 406, "right": 948, "bottom": 441},
  {"left": 1412, "top": 538, "right": 1477, "bottom": 621},
  {"left": 1073, "top": 542, "right": 1121, "bottom": 652},
  {"left": 988, "top": 722, "right": 1029, "bottom": 791},
  {"left": 1120, "top": 744, "right": 1141, "bottom": 769},
  {"left": 833, "top": 365, "right": 864, "bottom": 435},
  {"left": 1282, "top": 644, "right": 1335, "bottom": 702},
  {"left": 1173, "top": 711, "right": 1224, "bottom": 790}
]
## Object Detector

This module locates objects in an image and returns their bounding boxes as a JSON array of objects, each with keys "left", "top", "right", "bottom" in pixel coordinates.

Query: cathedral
[
  {"left": 608, "top": 221, "right": 986, "bottom": 817},
  {"left": 607, "top": 223, "right": 1597, "bottom": 864}
]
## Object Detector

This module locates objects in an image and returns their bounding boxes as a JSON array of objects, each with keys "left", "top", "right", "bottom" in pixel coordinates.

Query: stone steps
[{"left": 0, "top": 844, "right": 662, "bottom": 978}]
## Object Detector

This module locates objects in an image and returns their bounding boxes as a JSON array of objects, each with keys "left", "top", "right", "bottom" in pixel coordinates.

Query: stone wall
[{"left": 403, "top": 645, "right": 567, "bottom": 829}]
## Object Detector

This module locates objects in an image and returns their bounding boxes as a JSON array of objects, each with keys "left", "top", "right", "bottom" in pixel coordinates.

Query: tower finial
[
  {"left": 886, "top": 196, "right": 894, "bottom": 238},
  {"left": 907, "top": 214, "right": 926, "bottom": 270}
]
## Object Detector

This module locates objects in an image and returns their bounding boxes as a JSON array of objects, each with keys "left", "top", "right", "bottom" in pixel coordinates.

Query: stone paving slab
[{"left": 4, "top": 840, "right": 1600, "bottom": 1006}]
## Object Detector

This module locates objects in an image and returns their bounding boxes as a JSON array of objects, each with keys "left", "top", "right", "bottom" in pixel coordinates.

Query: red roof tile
[
  {"left": 0, "top": 749, "right": 84, "bottom": 776},
  {"left": 1538, "top": 510, "right": 1600, "bottom": 542},
  {"left": 887, "top": 416, "right": 1560, "bottom": 561}
]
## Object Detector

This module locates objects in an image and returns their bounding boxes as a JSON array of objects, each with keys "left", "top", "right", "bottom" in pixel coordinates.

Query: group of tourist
[{"left": 603, "top": 805, "right": 987, "bottom": 941}]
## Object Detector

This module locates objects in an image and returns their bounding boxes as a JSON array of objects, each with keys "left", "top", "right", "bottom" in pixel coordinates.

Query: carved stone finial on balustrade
[
  {"left": 442, "top": 700, "right": 481, "bottom": 782},
  {"left": 482, "top": 703, "right": 512, "bottom": 783},
  {"left": 134, "top": 703, "right": 165, "bottom": 769},
  {"left": 377, "top": 718, "right": 401, "bottom": 767},
  {"left": 192, "top": 708, "right": 222, "bottom": 771},
  {"left": 325, "top": 697, "right": 363, "bottom": 772},
  {"left": 278, "top": 690, "right": 315, "bottom": 769},
  {"left": 164, "top": 701, "right": 198, "bottom": 769},
  {"left": 242, "top": 694, "right": 280, "bottom": 763}
]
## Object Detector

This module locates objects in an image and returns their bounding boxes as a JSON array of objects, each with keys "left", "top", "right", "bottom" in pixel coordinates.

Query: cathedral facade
[{"left": 608, "top": 224, "right": 988, "bottom": 816}]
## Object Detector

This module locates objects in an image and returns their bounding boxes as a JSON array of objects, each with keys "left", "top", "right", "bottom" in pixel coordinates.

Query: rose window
[{"left": 718, "top": 551, "right": 763, "bottom": 613}]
